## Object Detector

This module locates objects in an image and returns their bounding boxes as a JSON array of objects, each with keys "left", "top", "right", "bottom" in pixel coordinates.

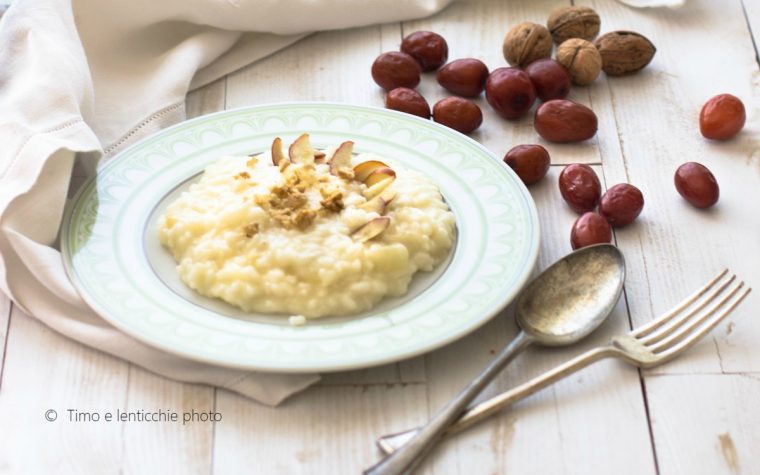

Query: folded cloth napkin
[{"left": 0, "top": 0, "right": 456, "bottom": 405}]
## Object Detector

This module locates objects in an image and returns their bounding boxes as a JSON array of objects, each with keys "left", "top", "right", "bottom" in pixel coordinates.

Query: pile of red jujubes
[
  {"left": 557, "top": 164, "right": 643, "bottom": 249},
  {"left": 371, "top": 31, "right": 486, "bottom": 135},
  {"left": 555, "top": 89, "right": 743, "bottom": 249},
  {"left": 370, "top": 20, "right": 745, "bottom": 250},
  {"left": 371, "top": 29, "right": 594, "bottom": 139}
]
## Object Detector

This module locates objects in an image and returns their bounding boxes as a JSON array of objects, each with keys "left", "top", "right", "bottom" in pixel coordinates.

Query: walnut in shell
[
  {"left": 555, "top": 38, "right": 602, "bottom": 86},
  {"left": 502, "top": 22, "right": 553, "bottom": 67},
  {"left": 594, "top": 31, "right": 656, "bottom": 75},
  {"left": 547, "top": 6, "right": 601, "bottom": 44}
]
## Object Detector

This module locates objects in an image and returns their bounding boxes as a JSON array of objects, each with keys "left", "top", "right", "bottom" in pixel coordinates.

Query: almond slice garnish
[
  {"left": 271, "top": 137, "right": 288, "bottom": 166},
  {"left": 364, "top": 177, "right": 395, "bottom": 200},
  {"left": 329, "top": 141, "right": 354, "bottom": 176},
  {"left": 364, "top": 167, "right": 396, "bottom": 186},
  {"left": 288, "top": 133, "right": 315, "bottom": 164},
  {"left": 352, "top": 216, "right": 390, "bottom": 242},
  {"left": 353, "top": 160, "right": 390, "bottom": 182},
  {"left": 359, "top": 188, "right": 396, "bottom": 214}
]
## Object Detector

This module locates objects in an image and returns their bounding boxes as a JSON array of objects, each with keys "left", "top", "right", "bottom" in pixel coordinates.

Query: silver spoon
[{"left": 363, "top": 243, "right": 625, "bottom": 475}]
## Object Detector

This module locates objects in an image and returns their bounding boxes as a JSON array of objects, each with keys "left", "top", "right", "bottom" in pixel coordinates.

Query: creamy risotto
[{"left": 158, "top": 134, "right": 455, "bottom": 319}]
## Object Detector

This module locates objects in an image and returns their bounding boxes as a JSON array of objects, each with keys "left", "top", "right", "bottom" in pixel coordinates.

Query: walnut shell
[
  {"left": 547, "top": 6, "right": 601, "bottom": 44},
  {"left": 502, "top": 22, "right": 553, "bottom": 67},
  {"left": 556, "top": 38, "right": 602, "bottom": 86},
  {"left": 594, "top": 31, "right": 657, "bottom": 75}
]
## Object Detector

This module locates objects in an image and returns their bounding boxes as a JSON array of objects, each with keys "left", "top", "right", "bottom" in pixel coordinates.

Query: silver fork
[{"left": 377, "top": 269, "right": 752, "bottom": 455}]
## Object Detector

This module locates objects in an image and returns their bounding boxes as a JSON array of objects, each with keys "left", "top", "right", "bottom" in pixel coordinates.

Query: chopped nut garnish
[
  {"left": 255, "top": 163, "right": 322, "bottom": 230},
  {"left": 235, "top": 171, "right": 251, "bottom": 180},
  {"left": 246, "top": 157, "right": 258, "bottom": 167},
  {"left": 254, "top": 139, "right": 359, "bottom": 230},
  {"left": 291, "top": 174, "right": 306, "bottom": 193},
  {"left": 269, "top": 184, "right": 308, "bottom": 209},
  {"left": 337, "top": 167, "right": 355, "bottom": 181},
  {"left": 320, "top": 187, "right": 344, "bottom": 213},
  {"left": 292, "top": 209, "right": 317, "bottom": 229},
  {"left": 243, "top": 223, "right": 259, "bottom": 237}
]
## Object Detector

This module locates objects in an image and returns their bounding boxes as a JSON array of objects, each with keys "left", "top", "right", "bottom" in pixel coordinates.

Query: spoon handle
[
  {"left": 376, "top": 345, "right": 619, "bottom": 455},
  {"left": 363, "top": 331, "right": 534, "bottom": 475}
]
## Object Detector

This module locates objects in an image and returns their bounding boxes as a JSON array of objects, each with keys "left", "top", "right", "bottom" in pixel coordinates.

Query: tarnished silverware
[{"left": 377, "top": 269, "right": 751, "bottom": 456}]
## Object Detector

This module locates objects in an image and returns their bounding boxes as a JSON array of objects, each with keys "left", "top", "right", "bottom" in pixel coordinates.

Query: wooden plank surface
[
  {"left": 213, "top": 384, "right": 429, "bottom": 474},
  {"left": 225, "top": 24, "right": 401, "bottom": 108},
  {"left": 0, "top": 306, "right": 129, "bottom": 473},
  {"left": 646, "top": 374, "right": 760, "bottom": 475},
  {"left": 1, "top": 0, "right": 758, "bottom": 473},
  {"left": 120, "top": 369, "right": 214, "bottom": 475}
]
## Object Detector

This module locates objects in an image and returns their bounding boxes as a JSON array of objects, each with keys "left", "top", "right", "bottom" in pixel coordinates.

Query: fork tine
[
  {"left": 632, "top": 269, "right": 729, "bottom": 338},
  {"left": 650, "top": 284, "right": 750, "bottom": 355},
  {"left": 639, "top": 274, "right": 736, "bottom": 346}
]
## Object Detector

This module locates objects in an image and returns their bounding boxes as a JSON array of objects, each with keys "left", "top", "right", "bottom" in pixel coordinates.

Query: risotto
[{"left": 158, "top": 134, "right": 455, "bottom": 319}]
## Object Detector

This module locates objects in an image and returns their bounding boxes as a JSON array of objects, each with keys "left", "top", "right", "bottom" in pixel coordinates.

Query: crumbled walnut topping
[
  {"left": 319, "top": 187, "right": 344, "bottom": 213},
  {"left": 337, "top": 167, "right": 355, "bottom": 181},
  {"left": 255, "top": 161, "right": 348, "bottom": 230},
  {"left": 255, "top": 164, "right": 318, "bottom": 230},
  {"left": 243, "top": 223, "right": 259, "bottom": 237},
  {"left": 292, "top": 209, "right": 317, "bottom": 229},
  {"left": 235, "top": 171, "right": 251, "bottom": 179},
  {"left": 270, "top": 183, "right": 308, "bottom": 209}
]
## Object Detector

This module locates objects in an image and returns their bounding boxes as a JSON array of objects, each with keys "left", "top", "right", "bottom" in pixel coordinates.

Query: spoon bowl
[{"left": 517, "top": 244, "right": 625, "bottom": 346}]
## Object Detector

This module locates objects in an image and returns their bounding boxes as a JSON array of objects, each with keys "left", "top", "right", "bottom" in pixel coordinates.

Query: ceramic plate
[{"left": 61, "top": 103, "right": 539, "bottom": 372}]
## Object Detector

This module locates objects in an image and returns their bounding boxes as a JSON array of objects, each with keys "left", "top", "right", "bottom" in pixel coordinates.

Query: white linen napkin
[{"left": 0, "top": 0, "right": 455, "bottom": 406}]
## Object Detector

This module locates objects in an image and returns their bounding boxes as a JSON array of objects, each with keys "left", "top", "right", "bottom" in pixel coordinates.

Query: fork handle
[
  {"left": 377, "top": 345, "right": 621, "bottom": 455},
  {"left": 364, "top": 330, "right": 535, "bottom": 475}
]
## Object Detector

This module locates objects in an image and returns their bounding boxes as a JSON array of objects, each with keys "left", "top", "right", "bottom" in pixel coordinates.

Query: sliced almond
[
  {"left": 271, "top": 137, "right": 288, "bottom": 166},
  {"left": 359, "top": 188, "right": 397, "bottom": 214},
  {"left": 353, "top": 160, "right": 390, "bottom": 182},
  {"left": 352, "top": 216, "right": 390, "bottom": 242},
  {"left": 364, "top": 167, "right": 396, "bottom": 187},
  {"left": 363, "top": 176, "right": 395, "bottom": 200},
  {"left": 288, "top": 133, "right": 315, "bottom": 164},
  {"left": 329, "top": 141, "right": 354, "bottom": 175}
]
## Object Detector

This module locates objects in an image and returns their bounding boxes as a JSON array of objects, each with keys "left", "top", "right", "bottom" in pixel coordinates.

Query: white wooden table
[{"left": 1, "top": 0, "right": 758, "bottom": 473}]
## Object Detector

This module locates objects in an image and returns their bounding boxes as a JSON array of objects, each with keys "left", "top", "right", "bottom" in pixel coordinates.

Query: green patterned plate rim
[{"left": 61, "top": 102, "right": 539, "bottom": 373}]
